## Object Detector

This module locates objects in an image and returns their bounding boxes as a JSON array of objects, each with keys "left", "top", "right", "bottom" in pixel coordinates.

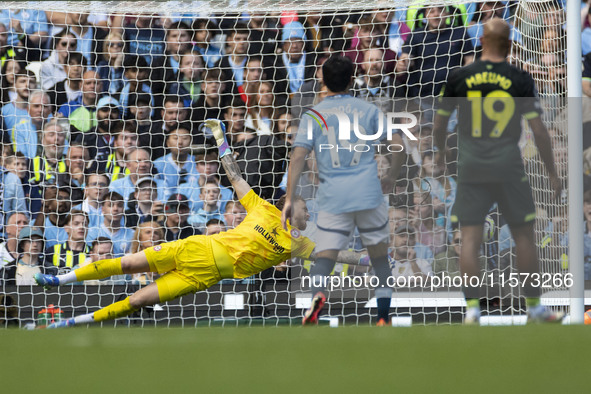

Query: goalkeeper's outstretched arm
[{"left": 205, "top": 119, "right": 251, "bottom": 200}]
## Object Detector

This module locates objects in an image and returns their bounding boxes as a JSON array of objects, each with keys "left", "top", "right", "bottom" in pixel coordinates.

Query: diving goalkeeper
[{"left": 34, "top": 119, "right": 315, "bottom": 328}]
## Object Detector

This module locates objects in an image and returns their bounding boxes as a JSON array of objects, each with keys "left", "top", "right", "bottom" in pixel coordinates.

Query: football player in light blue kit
[{"left": 282, "top": 55, "right": 406, "bottom": 325}]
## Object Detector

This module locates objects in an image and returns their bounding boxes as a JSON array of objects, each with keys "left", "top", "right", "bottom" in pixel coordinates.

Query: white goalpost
[{"left": 0, "top": 0, "right": 583, "bottom": 328}]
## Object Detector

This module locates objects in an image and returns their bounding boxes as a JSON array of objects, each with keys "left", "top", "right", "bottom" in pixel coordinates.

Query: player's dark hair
[{"left": 322, "top": 55, "right": 354, "bottom": 93}]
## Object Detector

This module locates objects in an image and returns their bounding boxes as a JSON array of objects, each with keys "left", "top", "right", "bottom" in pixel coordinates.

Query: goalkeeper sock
[
  {"left": 56, "top": 271, "right": 78, "bottom": 285},
  {"left": 72, "top": 258, "right": 124, "bottom": 282},
  {"left": 73, "top": 313, "right": 95, "bottom": 325},
  {"left": 93, "top": 297, "right": 138, "bottom": 322},
  {"left": 525, "top": 297, "right": 541, "bottom": 308}
]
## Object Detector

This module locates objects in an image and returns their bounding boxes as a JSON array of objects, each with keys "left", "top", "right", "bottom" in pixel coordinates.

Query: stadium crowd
[{"left": 0, "top": 1, "right": 584, "bottom": 288}]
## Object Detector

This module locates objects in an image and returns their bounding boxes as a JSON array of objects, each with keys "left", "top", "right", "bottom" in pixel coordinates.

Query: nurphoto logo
[{"left": 305, "top": 109, "right": 418, "bottom": 153}]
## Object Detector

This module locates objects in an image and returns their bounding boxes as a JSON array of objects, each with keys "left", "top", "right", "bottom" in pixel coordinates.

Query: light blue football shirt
[{"left": 294, "top": 94, "right": 396, "bottom": 214}]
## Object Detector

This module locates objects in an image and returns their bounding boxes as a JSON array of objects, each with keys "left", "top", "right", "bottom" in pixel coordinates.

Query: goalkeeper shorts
[{"left": 144, "top": 235, "right": 227, "bottom": 293}]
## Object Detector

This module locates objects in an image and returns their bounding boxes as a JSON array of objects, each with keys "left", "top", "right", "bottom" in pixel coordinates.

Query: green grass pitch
[{"left": 1, "top": 325, "right": 588, "bottom": 393}]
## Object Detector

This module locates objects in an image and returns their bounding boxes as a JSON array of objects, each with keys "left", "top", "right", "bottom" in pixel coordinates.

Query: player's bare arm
[
  {"left": 528, "top": 116, "right": 562, "bottom": 199},
  {"left": 281, "top": 146, "right": 310, "bottom": 230},
  {"left": 205, "top": 118, "right": 252, "bottom": 200},
  {"left": 220, "top": 154, "right": 251, "bottom": 200}
]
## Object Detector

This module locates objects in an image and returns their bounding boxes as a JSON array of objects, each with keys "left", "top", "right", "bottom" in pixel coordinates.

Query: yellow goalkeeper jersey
[{"left": 211, "top": 190, "right": 315, "bottom": 279}]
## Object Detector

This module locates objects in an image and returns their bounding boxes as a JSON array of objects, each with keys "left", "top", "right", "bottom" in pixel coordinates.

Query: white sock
[
  {"left": 73, "top": 313, "right": 95, "bottom": 325},
  {"left": 56, "top": 271, "right": 78, "bottom": 285}
]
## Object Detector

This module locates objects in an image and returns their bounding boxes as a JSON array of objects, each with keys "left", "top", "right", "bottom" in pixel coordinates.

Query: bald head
[{"left": 481, "top": 18, "right": 511, "bottom": 57}]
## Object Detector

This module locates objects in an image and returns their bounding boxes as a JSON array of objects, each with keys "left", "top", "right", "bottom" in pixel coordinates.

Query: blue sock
[{"left": 377, "top": 297, "right": 391, "bottom": 322}]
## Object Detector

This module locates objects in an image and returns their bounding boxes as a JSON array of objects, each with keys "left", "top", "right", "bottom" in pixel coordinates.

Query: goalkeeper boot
[
  {"left": 302, "top": 292, "right": 326, "bottom": 325},
  {"left": 34, "top": 273, "right": 60, "bottom": 289},
  {"left": 527, "top": 305, "right": 564, "bottom": 323},
  {"left": 464, "top": 306, "right": 481, "bottom": 325},
  {"left": 46, "top": 318, "right": 75, "bottom": 329},
  {"left": 376, "top": 318, "right": 390, "bottom": 327}
]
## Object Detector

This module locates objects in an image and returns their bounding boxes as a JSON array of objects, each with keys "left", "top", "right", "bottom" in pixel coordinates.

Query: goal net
[{"left": 0, "top": 0, "right": 573, "bottom": 328}]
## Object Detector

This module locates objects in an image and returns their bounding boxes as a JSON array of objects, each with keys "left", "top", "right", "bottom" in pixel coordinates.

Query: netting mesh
[{"left": 0, "top": 0, "right": 575, "bottom": 328}]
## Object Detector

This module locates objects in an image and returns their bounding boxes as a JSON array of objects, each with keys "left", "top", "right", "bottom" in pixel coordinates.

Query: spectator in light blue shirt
[
  {"left": 11, "top": 90, "right": 53, "bottom": 160},
  {"left": 192, "top": 18, "right": 223, "bottom": 68},
  {"left": 0, "top": 166, "right": 27, "bottom": 238},
  {"left": 187, "top": 179, "right": 225, "bottom": 229},
  {"left": 466, "top": 2, "right": 521, "bottom": 49},
  {"left": 38, "top": 185, "right": 72, "bottom": 248},
  {"left": 0, "top": 9, "right": 49, "bottom": 52},
  {"left": 82, "top": 173, "right": 110, "bottom": 232},
  {"left": 177, "top": 146, "right": 233, "bottom": 213},
  {"left": 119, "top": 55, "right": 153, "bottom": 118},
  {"left": 109, "top": 148, "right": 171, "bottom": 210},
  {"left": 281, "top": 22, "right": 308, "bottom": 93},
  {"left": 164, "top": 21, "right": 193, "bottom": 81},
  {"left": 2, "top": 71, "right": 35, "bottom": 133},
  {"left": 154, "top": 127, "right": 200, "bottom": 190},
  {"left": 86, "top": 191, "right": 134, "bottom": 257}
]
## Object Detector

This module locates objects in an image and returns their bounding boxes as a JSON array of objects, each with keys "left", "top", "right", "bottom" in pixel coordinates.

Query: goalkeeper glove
[{"left": 204, "top": 119, "right": 231, "bottom": 158}]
